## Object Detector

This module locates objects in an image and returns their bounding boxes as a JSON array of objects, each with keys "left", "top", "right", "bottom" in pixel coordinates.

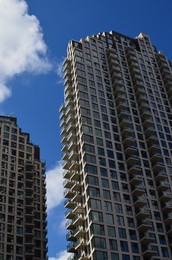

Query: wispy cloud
[
  {"left": 56, "top": 58, "right": 65, "bottom": 84},
  {"left": 49, "top": 250, "right": 72, "bottom": 260},
  {"left": 0, "top": 0, "right": 51, "bottom": 102},
  {"left": 46, "top": 161, "right": 64, "bottom": 212}
]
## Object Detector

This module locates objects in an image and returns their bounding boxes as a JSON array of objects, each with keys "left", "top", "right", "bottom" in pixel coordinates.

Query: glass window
[
  {"left": 120, "top": 241, "right": 129, "bottom": 252},
  {"left": 108, "top": 226, "right": 116, "bottom": 237},
  {"left": 89, "top": 199, "right": 101, "bottom": 210},
  {"left": 109, "top": 239, "right": 118, "bottom": 250},
  {"left": 91, "top": 224, "right": 104, "bottom": 235},
  {"left": 106, "top": 214, "right": 114, "bottom": 225},
  {"left": 93, "top": 237, "right": 106, "bottom": 249},
  {"left": 104, "top": 201, "right": 112, "bottom": 212},
  {"left": 119, "top": 228, "right": 126, "bottom": 238},
  {"left": 90, "top": 211, "right": 103, "bottom": 222}
]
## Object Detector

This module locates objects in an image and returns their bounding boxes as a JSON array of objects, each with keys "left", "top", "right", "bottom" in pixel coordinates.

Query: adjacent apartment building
[
  {"left": 60, "top": 31, "right": 172, "bottom": 260},
  {"left": 0, "top": 116, "right": 47, "bottom": 260}
]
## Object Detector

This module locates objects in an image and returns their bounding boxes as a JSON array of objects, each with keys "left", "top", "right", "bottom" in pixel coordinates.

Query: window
[
  {"left": 103, "top": 190, "right": 111, "bottom": 199},
  {"left": 107, "top": 150, "right": 114, "bottom": 158},
  {"left": 109, "top": 160, "right": 116, "bottom": 169},
  {"left": 113, "top": 192, "right": 121, "bottom": 202},
  {"left": 100, "top": 168, "right": 107, "bottom": 177},
  {"left": 85, "top": 154, "right": 96, "bottom": 164},
  {"left": 109, "top": 239, "right": 118, "bottom": 250},
  {"left": 108, "top": 226, "right": 116, "bottom": 237},
  {"left": 120, "top": 241, "right": 129, "bottom": 252},
  {"left": 111, "top": 253, "right": 119, "bottom": 260},
  {"left": 88, "top": 187, "right": 100, "bottom": 197},
  {"left": 93, "top": 237, "right": 106, "bottom": 249},
  {"left": 93, "top": 251, "right": 108, "bottom": 260},
  {"left": 115, "top": 203, "right": 122, "bottom": 214},
  {"left": 104, "top": 201, "right": 112, "bottom": 212},
  {"left": 85, "top": 164, "right": 97, "bottom": 174},
  {"left": 90, "top": 211, "right": 103, "bottom": 222},
  {"left": 106, "top": 214, "right": 114, "bottom": 224},
  {"left": 87, "top": 176, "right": 98, "bottom": 186},
  {"left": 102, "top": 179, "right": 109, "bottom": 188},
  {"left": 89, "top": 199, "right": 101, "bottom": 210},
  {"left": 84, "top": 144, "right": 95, "bottom": 153},
  {"left": 91, "top": 224, "right": 104, "bottom": 235},
  {"left": 129, "top": 230, "right": 137, "bottom": 240},
  {"left": 117, "top": 215, "right": 125, "bottom": 226},
  {"left": 119, "top": 228, "right": 126, "bottom": 238},
  {"left": 98, "top": 147, "right": 105, "bottom": 156},
  {"left": 131, "top": 243, "right": 139, "bottom": 253}
]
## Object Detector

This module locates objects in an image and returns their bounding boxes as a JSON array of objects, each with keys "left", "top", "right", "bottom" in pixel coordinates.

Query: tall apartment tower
[
  {"left": 0, "top": 116, "right": 47, "bottom": 260},
  {"left": 60, "top": 31, "right": 172, "bottom": 260}
]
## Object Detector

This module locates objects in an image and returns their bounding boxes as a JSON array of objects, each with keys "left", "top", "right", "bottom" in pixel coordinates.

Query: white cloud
[
  {"left": 46, "top": 161, "right": 64, "bottom": 212},
  {"left": 0, "top": 0, "right": 51, "bottom": 102},
  {"left": 49, "top": 250, "right": 72, "bottom": 260},
  {"left": 56, "top": 59, "right": 65, "bottom": 84}
]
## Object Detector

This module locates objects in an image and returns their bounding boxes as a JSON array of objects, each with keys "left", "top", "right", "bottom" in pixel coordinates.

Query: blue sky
[{"left": 1, "top": 0, "right": 172, "bottom": 259}]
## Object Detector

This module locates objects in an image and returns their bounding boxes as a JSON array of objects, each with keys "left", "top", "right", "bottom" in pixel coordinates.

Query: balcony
[
  {"left": 72, "top": 193, "right": 82, "bottom": 203},
  {"left": 129, "top": 60, "right": 139, "bottom": 69},
  {"left": 64, "top": 189, "right": 74, "bottom": 199},
  {"left": 162, "top": 202, "right": 172, "bottom": 213},
  {"left": 64, "top": 199, "right": 75, "bottom": 208},
  {"left": 68, "top": 151, "right": 78, "bottom": 161},
  {"left": 144, "top": 126, "right": 156, "bottom": 136},
  {"left": 75, "top": 239, "right": 86, "bottom": 250},
  {"left": 142, "top": 117, "right": 154, "bottom": 127},
  {"left": 124, "top": 144, "right": 137, "bottom": 155},
  {"left": 165, "top": 79, "right": 172, "bottom": 88},
  {"left": 157, "top": 181, "right": 170, "bottom": 191},
  {"left": 131, "top": 184, "right": 145, "bottom": 196},
  {"left": 115, "top": 94, "right": 127, "bottom": 103},
  {"left": 126, "top": 155, "right": 139, "bottom": 165},
  {"left": 64, "top": 179, "right": 74, "bottom": 189},
  {"left": 121, "top": 126, "right": 134, "bottom": 136},
  {"left": 111, "top": 72, "right": 122, "bottom": 80},
  {"left": 137, "top": 220, "right": 152, "bottom": 232},
  {"left": 63, "top": 160, "right": 71, "bottom": 170},
  {"left": 109, "top": 64, "right": 121, "bottom": 73},
  {"left": 114, "top": 85, "right": 125, "bottom": 95},
  {"left": 136, "top": 208, "right": 149, "bottom": 219},
  {"left": 159, "top": 191, "right": 172, "bottom": 202},
  {"left": 63, "top": 170, "right": 72, "bottom": 179},
  {"left": 131, "top": 67, "right": 141, "bottom": 75},
  {"left": 128, "top": 165, "right": 142, "bottom": 175},
  {"left": 67, "top": 242, "right": 76, "bottom": 253},
  {"left": 129, "top": 175, "right": 142, "bottom": 185},
  {"left": 164, "top": 213, "right": 172, "bottom": 225},
  {"left": 66, "top": 231, "right": 76, "bottom": 242},
  {"left": 122, "top": 136, "right": 136, "bottom": 146},
  {"left": 150, "top": 153, "right": 162, "bottom": 164},
  {"left": 66, "top": 219, "right": 76, "bottom": 230},
  {"left": 140, "top": 232, "right": 154, "bottom": 245},
  {"left": 69, "top": 162, "right": 79, "bottom": 172},
  {"left": 65, "top": 208, "right": 75, "bottom": 219},
  {"left": 72, "top": 203, "right": 83, "bottom": 214},
  {"left": 151, "top": 161, "right": 164, "bottom": 172},
  {"left": 133, "top": 197, "right": 147, "bottom": 208},
  {"left": 72, "top": 182, "right": 81, "bottom": 191},
  {"left": 70, "top": 170, "right": 80, "bottom": 181},
  {"left": 74, "top": 227, "right": 86, "bottom": 238},
  {"left": 154, "top": 171, "right": 167, "bottom": 181},
  {"left": 142, "top": 245, "right": 155, "bottom": 258},
  {"left": 116, "top": 101, "right": 129, "bottom": 110},
  {"left": 167, "top": 227, "right": 172, "bottom": 237}
]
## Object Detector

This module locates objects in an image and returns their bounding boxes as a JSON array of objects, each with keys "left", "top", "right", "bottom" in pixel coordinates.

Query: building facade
[
  {"left": 0, "top": 116, "right": 47, "bottom": 260},
  {"left": 60, "top": 31, "right": 172, "bottom": 260}
]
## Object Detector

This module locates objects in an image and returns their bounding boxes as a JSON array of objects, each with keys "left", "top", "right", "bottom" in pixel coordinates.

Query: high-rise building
[
  {"left": 0, "top": 116, "right": 47, "bottom": 260},
  {"left": 60, "top": 31, "right": 172, "bottom": 260}
]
